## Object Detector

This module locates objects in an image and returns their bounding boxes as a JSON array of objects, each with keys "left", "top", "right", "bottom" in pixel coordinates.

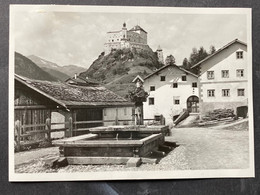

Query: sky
[{"left": 13, "top": 8, "right": 247, "bottom": 68}]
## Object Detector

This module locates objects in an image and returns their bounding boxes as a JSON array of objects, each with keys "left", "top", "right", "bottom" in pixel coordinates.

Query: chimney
[{"left": 74, "top": 73, "right": 77, "bottom": 79}]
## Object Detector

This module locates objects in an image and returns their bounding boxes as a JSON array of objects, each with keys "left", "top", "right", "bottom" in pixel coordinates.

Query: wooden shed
[{"left": 14, "top": 74, "right": 134, "bottom": 139}]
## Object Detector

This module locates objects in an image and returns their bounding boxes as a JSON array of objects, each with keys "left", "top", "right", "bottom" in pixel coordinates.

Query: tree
[
  {"left": 188, "top": 47, "right": 209, "bottom": 67},
  {"left": 209, "top": 45, "right": 216, "bottom": 54},
  {"left": 189, "top": 48, "right": 198, "bottom": 66},
  {"left": 165, "top": 54, "right": 176, "bottom": 66},
  {"left": 182, "top": 58, "right": 191, "bottom": 70},
  {"left": 198, "top": 47, "right": 208, "bottom": 62}
]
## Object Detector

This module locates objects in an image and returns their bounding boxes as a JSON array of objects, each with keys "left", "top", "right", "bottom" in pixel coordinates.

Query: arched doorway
[{"left": 187, "top": 96, "right": 199, "bottom": 113}]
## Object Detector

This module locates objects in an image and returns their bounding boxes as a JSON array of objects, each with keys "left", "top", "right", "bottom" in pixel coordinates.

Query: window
[
  {"left": 192, "top": 82, "right": 197, "bottom": 88},
  {"left": 207, "top": 90, "right": 215, "bottom": 97},
  {"left": 150, "top": 86, "right": 155, "bottom": 91},
  {"left": 221, "top": 70, "right": 229, "bottom": 78},
  {"left": 238, "top": 89, "right": 245, "bottom": 96},
  {"left": 174, "top": 99, "right": 180, "bottom": 104},
  {"left": 237, "top": 69, "right": 244, "bottom": 77},
  {"left": 236, "top": 51, "right": 243, "bottom": 59},
  {"left": 149, "top": 98, "right": 154, "bottom": 105},
  {"left": 182, "top": 75, "right": 187, "bottom": 81},
  {"left": 173, "top": 96, "right": 180, "bottom": 105},
  {"left": 173, "top": 83, "right": 178, "bottom": 88},
  {"left": 124, "top": 107, "right": 127, "bottom": 115},
  {"left": 222, "top": 89, "right": 230, "bottom": 97},
  {"left": 207, "top": 71, "right": 214, "bottom": 79},
  {"left": 160, "top": 76, "right": 166, "bottom": 81}
]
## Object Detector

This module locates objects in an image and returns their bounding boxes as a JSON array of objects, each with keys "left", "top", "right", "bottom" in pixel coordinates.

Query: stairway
[{"left": 177, "top": 114, "right": 199, "bottom": 128}]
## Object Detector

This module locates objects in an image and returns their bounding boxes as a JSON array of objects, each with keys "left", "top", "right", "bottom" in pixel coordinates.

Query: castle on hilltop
[{"left": 104, "top": 23, "right": 163, "bottom": 63}]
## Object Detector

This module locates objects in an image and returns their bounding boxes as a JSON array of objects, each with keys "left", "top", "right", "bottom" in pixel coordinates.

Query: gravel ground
[{"left": 15, "top": 123, "right": 249, "bottom": 173}]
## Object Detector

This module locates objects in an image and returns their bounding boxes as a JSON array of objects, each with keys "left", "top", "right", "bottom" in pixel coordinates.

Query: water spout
[{"left": 129, "top": 132, "right": 132, "bottom": 140}]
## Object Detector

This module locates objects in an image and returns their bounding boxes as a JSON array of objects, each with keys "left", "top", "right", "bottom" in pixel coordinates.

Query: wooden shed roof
[{"left": 15, "top": 74, "right": 133, "bottom": 109}]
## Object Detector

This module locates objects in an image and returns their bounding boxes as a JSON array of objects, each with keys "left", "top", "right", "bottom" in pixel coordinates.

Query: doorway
[{"left": 187, "top": 96, "right": 199, "bottom": 113}]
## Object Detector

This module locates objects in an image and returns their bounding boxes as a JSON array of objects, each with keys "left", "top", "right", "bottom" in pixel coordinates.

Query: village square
[{"left": 11, "top": 10, "right": 251, "bottom": 177}]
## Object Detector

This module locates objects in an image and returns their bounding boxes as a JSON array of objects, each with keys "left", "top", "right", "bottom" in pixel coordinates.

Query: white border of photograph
[{"left": 9, "top": 5, "right": 254, "bottom": 181}]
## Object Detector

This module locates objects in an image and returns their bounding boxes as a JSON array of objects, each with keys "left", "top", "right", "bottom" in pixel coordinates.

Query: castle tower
[
  {"left": 121, "top": 22, "right": 127, "bottom": 40},
  {"left": 156, "top": 45, "right": 164, "bottom": 64}
]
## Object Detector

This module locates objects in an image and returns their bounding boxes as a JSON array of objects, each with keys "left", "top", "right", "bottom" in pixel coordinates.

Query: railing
[
  {"left": 14, "top": 118, "right": 69, "bottom": 152},
  {"left": 14, "top": 117, "right": 157, "bottom": 152}
]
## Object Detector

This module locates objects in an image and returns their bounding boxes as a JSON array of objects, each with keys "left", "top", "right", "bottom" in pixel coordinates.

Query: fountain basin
[{"left": 53, "top": 132, "right": 164, "bottom": 158}]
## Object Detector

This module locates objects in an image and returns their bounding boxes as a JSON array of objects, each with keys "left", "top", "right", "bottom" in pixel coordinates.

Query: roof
[
  {"left": 129, "top": 25, "right": 147, "bottom": 33},
  {"left": 191, "top": 39, "right": 247, "bottom": 69},
  {"left": 144, "top": 64, "right": 198, "bottom": 80},
  {"left": 65, "top": 76, "right": 99, "bottom": 86},
  {"left": 132, "top": 75, "right": 144, "bottom": 83},
  {"left": 107, "top": 30, "right": 122, "bottom": 33},
  {"left": 15, "top": 74, "right": 133, "bottom": 109},
  {"left": 156, "top": 45, "right": 162, "bottom": 51}
]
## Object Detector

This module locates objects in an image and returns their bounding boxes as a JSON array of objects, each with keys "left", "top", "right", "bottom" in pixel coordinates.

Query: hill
[
  {"left": 15, "top": 52, "right": 58, "bottom": 82},
  {"left": 61, "top": 65, "right": 86, "bottom": 78},
  {"left": 79, "top": 48, "right": 163, "bottom": 97},
  {"left": 27, "top": 55, "right": 86, "bottom": 81}
]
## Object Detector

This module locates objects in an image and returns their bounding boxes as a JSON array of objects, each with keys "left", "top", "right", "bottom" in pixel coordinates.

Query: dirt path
[
  {"left": 169, "top": 127, "right": 249, "bottom": 169},
  {"left": 14, "top": 126, "right": 249, "bottom": 172},
  {"left": 15, "top": 147, "right": 59, "bottom": 166}
]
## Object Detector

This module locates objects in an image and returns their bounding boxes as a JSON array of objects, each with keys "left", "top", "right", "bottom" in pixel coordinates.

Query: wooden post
[
  {"left": 115, "top": 108, "right": 119, "bottom": 125},
  {"left": 69, "top": 117, "right": 73, "bottom": 137},
  {"left": 140, "top": 105, "right": 144, "bottom": 125},
  {"left": 45, "top": 117, "right": 51, "bottom": 142},
  {"left": 15, "top": 120, "right": 21, "bottom": 152}
]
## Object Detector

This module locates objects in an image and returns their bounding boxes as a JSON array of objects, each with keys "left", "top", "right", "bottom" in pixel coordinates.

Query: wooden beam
[
  {"left": 53, "top": 140, "right": 143, "bottom": 147},
  {"left": 140, "top": 133, "right": 162, "bottom": 145},
  {"left": 151, "top": 150, "right": 165, "bottom": 157},
  {"left": 20, "top": 128, "right": 67, "bottom": 138},
  {"left": 22, "top": 123, "right": 46, "bottom": 128},
  {"left": 73, "top": 120, "right": 103, "bottom": 124},
  {"left": 53, "top": 133, "right": 98, "bottom": 144},
  {"left": 66, "top": 156, "right": 131, "bottom": 165},
  {"left": 141, "top": 157, "right": 159, "bottom": 164},
  {"left": 15, "top": 105, "right": 48, "bottom": 110}
]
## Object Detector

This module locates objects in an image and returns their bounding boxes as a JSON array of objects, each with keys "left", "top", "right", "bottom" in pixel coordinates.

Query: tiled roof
[
  {"left": 129, "top": 25, "right": 147, "bottom": 33},
  {"left": 65, "top": 76, "right": 99, "bottom": 86},
  {"left": 15, "top": 74, "right": 133, "bottom": 109}
]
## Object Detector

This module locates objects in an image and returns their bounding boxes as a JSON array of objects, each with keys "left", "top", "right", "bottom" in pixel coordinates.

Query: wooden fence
[{"left": 14, "top": 118, "right": 158, "bottom": 152}]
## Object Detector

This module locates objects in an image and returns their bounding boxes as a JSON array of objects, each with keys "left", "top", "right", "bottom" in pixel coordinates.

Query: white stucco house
[
  {"left": 142, "top": 39, "right": 248, "bottom": 125},
  {"left": 191, "top": 39, "right": 248, "bottom": 116},
  {"left": 143, "top": 64, "right": 199, "bottom": 124}
]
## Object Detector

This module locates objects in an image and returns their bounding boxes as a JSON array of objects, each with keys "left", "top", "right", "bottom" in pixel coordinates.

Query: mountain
[
  {"left": 79, "top": 48, "right": 163, "bottom": 97},
  {"left": 27, "top": 55, "right": 86, "bottom": 81},
  {"left": 15, "top": 52, "right": 58, "bottom": 82},
  {"left": 60, "top": 65, "right": 86, "bottom": 78}
]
